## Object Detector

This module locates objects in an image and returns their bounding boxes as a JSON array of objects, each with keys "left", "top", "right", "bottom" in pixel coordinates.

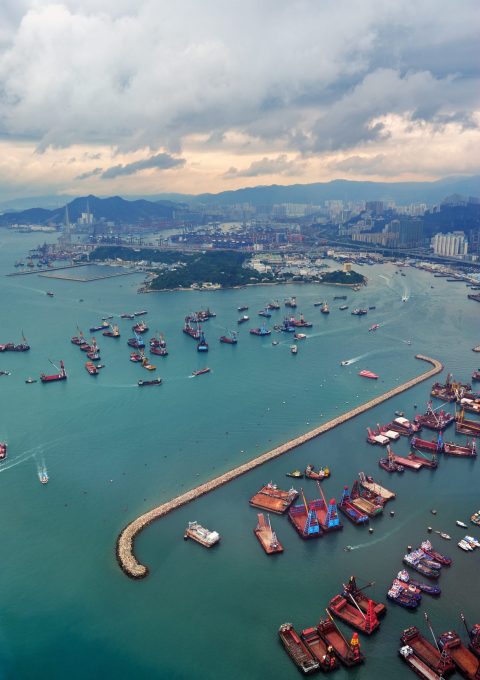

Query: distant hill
[
  {"left": 0, "top": 194, "right": 178, "bottom": 225},
  {"left": 192, "top": 176, "right": 480, "bottom": 206}
]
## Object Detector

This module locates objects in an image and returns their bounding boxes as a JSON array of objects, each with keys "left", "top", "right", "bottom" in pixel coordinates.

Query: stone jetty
[{"left": 116, "top": 354, "right": 442, "bottom": 579}]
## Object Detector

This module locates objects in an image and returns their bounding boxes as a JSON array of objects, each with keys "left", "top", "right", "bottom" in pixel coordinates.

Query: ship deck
[
  {"left": 351, "top": 497, "right": 382, "bottom": 516},
  {"left": 393, "top": 454, "right": 424, "bottom": 469},
  {"left": 249, "top": 486, "right": 297, "bottom": 514},
  {"left": 360, "top": 480, "right": 396, "bottom": 500}
]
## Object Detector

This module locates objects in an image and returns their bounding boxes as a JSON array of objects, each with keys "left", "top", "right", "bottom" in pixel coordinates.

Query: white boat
[
  {"left": 458, "top": 539, "right": 473, "bottom": 551},
  {"left": 402, "top": 295, "right": 408, "bottom": 302},
  {"left": 40, "top": 472, "right": 48, "bottom": 485},
  {"left": 184, "top": 521, "right": 220, "bottom": 548},
  {"left": 464, "top": 536, "right": 480, "bottom": 548},
  {"left": 456, "top": 520, "right": 468, "bottom": 528},
  {"left": 290, "top": 345, "right": 298, "bottom": 354},
  {"left": 435, "top": 531, "right": 451, "bottom": 540}
]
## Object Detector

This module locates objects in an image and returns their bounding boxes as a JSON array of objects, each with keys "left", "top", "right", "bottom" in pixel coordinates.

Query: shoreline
[{"left": 116, "top": 354, "right": 443, "bottom": 580}]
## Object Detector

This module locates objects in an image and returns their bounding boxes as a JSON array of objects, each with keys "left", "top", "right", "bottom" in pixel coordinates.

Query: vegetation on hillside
[{"left": 320, "top": 269, "right": 366, "bottom": 285}]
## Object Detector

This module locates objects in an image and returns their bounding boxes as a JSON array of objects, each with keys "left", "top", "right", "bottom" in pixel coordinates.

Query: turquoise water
[{"left": 0, "top": 232, "right": 478, "bottom": 679}]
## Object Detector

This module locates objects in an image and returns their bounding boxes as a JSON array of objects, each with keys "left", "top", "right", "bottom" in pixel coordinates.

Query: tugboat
[
  {"left": 40, "top": 360, "right": 67, "bottom": 383},
  {"left": 278, "top": 623, "right": 320, "bottom": 674},
  {"left": 321, "top": 301, "right": 330, "bottom": 314},
  {"left": 0, "top": 441, "right": 7, "bottom": 460},
  {"left": 250, "top": 324, "right": 271, "bottom": 336}
]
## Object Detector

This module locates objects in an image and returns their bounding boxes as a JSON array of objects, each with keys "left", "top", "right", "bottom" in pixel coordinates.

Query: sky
[{"left": 0, "top": 0, "right": 479, "bottom": 202}]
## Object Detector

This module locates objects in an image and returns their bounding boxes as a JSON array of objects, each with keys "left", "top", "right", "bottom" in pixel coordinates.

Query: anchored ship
[
  {"left": 40, "top": 360, "right": 67, "bottom": 383},
  {"left": 184, "top": 521, "right": 220, "bottom": 548}
]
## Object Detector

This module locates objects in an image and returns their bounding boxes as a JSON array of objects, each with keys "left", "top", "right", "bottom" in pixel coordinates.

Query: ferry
[
  {"left": 192, "top": 367, "right": 210, "bottom": 377},
  {"left": 85, "top": 361, "right": 99, "bottom": 376},
  {"left": 184, "top": 521, "right": 220, "bottom": 548},
  {"left": 138, "top": 378, "right": 162, "bottom": 386},
  {"left": 0, "top": 442, "right": 7, "bottom": 460},
  {"left": 358, "top": 370, "right": 379, "bottom": 379}
]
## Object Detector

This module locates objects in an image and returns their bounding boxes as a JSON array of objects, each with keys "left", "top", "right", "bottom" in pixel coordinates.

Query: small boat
[
  {"left": 40, "top": 471, "right": 49, "bottom": 484},
  {"left": 0, "top": 370, "right": 10, "bottom": 376},
  {"left": 434, "top": 531, "right": 451, "bottom": 540},
  {"left": 237, "top": 315, "right": 249, "bottom": 324},
  {"left": 272, "top": 340, "right": 279, "bottom": 346},
  {"left": 46, "top": 291, "right": 54, "bottom": 297},
  {"left": 458, "top": 539, "right": 473, "bottom": 551},
  {"left": 192, "top": 368, "right": 210, "bottom": 377},
  {"left": 359, "top": 370, "right": 379, "bottom": 379},
  {"left": 402, "top": 295, "right": 408, "bottom": 302},
  {"left": 339, "top": 305, "right": 348, "bottom": 310},
  {"left": 395, "top": 410, "right": 404, "bottom": 417},
  {"left": 305, "top": 464, "right": 330, "bottom": 480},
  {"left": 290, "top": 345, "right": 298, "bottom": 354},
  {"left": 286, "top": 470, "right": 303, "bottom": 478},
  {"left": 25, "top": 377, "right": 37, "bottom": 384},
  {"left": 464, "top": 535, "right": 480, "bottom": 548},
  {"left": 293, "top": 333, "right": 306, "bottom": 340},
  {"left": 369, "top": 306, "right": 376, "bottom": 310},
  {"left": 120, "top": 313, "right": 135, "bottom": 319},
  {"left": 237, "top": 305, "right": 249, "bottom": 312},
  {"left": 0, "top": 442, "right": 7, "bottom": 460},
  {"left": 341, "top": 360, "right": 350, "bottom": 366},
  {"left": 133, "top": 310, "right": 148, "bottom": 316},
  {"left": 368, "top": 324, "right": 380, "bottom": 332},
  {"left": 456, "top": 521, "right": 468, "bottom": 528},
  {"left": 138, "top": 378, "right": 162, "bottom": 386}
]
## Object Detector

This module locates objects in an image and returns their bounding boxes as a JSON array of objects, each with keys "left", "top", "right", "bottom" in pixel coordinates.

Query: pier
[{"left": 116, "top": 354, "right": 443, "bottom": 579}]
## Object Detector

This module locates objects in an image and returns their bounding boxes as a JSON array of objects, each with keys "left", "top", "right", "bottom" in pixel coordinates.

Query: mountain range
[{"left": 1, "top": 176, "right": 479, "bottom": 224}]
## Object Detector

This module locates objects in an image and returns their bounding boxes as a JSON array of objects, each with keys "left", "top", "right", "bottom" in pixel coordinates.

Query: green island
[
  {"left": 90, "top": 246, "right": 272, "bottom": 289},
  {"left": 320, "top": 269, "right": 366, "bottom": 286}
]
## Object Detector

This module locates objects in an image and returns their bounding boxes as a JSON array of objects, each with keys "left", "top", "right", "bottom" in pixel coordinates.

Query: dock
[
  {"left": 116, "top": 355, "right": 442, "bottom": 579},
  {"left": 249, "top": 484, "right": 298, "bottom": 514}
]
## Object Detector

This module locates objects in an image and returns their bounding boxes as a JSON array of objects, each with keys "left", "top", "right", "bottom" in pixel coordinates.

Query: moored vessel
[
  {"left": 40, "top": 360, "right": 67, "bottom": 383},
  {"left": 317, "top": 619, "right": 364, "bottom": 666},
  {"left": 398, "top": 645, "right": 445, "bottom": 680},
  {"left": 438, "top": 631, "right": 480, "bottom": 679},
  {"left": 253, "top": 513, "right": 283, "bottom": 554},
  {"left": 138, "top": 378, "right": 162, "bottom": 386},
  {"left": 191, "top": 367, "right": 210, "bottom": 377},
  {"left": 278, "top": 623, "right": 320, "bottom": 675},
  {"left": 85, "top": 361, "right": 99, "bottom": 376},
  {"left": 300, "top": 627, "right": 338, "bottom": 671}
]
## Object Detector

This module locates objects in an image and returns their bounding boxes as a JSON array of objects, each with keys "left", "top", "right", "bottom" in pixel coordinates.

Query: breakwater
[{"left": 116, "top": 354, "right": 442, "bottom": 579}]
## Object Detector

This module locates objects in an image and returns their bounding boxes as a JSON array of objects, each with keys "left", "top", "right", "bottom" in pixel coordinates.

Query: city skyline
[{"left": 0, "top": 1, "right": 479, "bottom": 202}]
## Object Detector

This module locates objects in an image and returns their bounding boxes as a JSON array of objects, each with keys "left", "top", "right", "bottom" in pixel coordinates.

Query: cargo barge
[
  {"left": 438, "top": 631, "right": 480, "bottom": 679},
  {"left": 338, "top": 486, "right": 369, "bottom": 525},
  {"left": 358, "top": 473, "right": 396, "bottom": 501},
  {"left": 386, "top": 416, "right": 422, "bottom": 435},
  {"left": 249, "top": 482, "right": 298, "bottom": 514},
  {"left": 300, "top": 627, "right": 339, "bottom": 671},
  {"left": 278, "top": 623, "right": 319, "bottom": 674},
  {"left": 288, "top": 490, "right": 322, "bottom": 538},
  {"left": 462, "top": 614, "right": 480, "bottom": 659},
  {"left": 328, "top": 593, "right": 380, "bottom": 634},
  {"left": 392, "top": 453, "right": 425, "bottom": 470},
  {"left": 415, "top": 403, "right": 454, "bottom": 430},
  {"left": 408, "top": 451, "right": 438, "bottom": 468},
  {"left": 254, "top": 513, "right": 283, "bottom": 554},
  {"left": 343, "top": 576, "right": 386, "bottom": 617},
  {"left": 456, "top": 412, "right": 480, "bottom": 436},
  {"left": 401, "top": 626, "right": 455, "bottom": 676},
  {"left": 431, "top": 374, "right": 472, "bottom": 402},
  {"left": 350, "top": 480, "right": 384, "bottom": 516},
  {"left": 317, "top": 619, "right": 364, "bottom": 666},
  {"left": 398, "top": 645, "right": 446, "bottom": 680},
  {"left": 40, "top": 360, "right": 67, "bottom": 383}
]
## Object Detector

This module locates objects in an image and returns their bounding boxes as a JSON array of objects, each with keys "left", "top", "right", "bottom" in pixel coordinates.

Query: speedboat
[
  {"left": 25, "top": 377, "right": 37, "bottom": 384},
  {"left": 40, "top": 472, "right": 48, "bottom": 484},
  {"left": 456, "top": 520, "right": 468, "bottom": 528},
  {"left": 340, "top": 360, "right": 350, "bottom": 366}
]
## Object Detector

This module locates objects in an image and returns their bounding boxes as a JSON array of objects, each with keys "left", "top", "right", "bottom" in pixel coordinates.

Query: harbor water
[{"left": 0, "top": 232, "right": 478, "bottom": 679}]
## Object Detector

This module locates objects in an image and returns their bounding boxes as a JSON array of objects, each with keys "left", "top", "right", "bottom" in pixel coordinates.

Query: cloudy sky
[{"left": 0, "top": 0, "right": 479, "bottom": 201}]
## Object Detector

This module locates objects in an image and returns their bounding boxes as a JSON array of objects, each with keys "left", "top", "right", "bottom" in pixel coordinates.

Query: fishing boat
[
  {"left": 184, "top": 521, "right": 220, "bottom": 547},
  {"left": 398, "top": 645, "right": 445, "bottom": 680},
  {"left": 316, "top": 619, "right": 364, "bottom": 666},
  {"left": 219, "top": 331, "right": 238, "bottom": 344},
  {"left": 300, "top": 627, "right": 339, "bottom": 671},
  {"left": 253, "top": 513, "right": 283, "bottom": 554},
  {"left": 85, "top": 361, "right": 99, "bottom": 376},
  {"left": 138, "top": 378, "right": 162, "bottom": 386},
  {"left": 0, "top": 442, "right": 7, "bottom": 460},
  {"left": 192, "top": 368, "right": 210, "bottom": 377},
  {"left": 286, "top": 470, "right": 303, "bottom": 478},
  {"left": 387, "top": 581, "right": 421, "bottom": 609},
  {"left": 40, "top": 360, "right": 67, "bottom": 383},
  {"left": 438, "top": 631, "right": 480, "bottom": 679},
  {"left": 464, "top": 536, "right": 480, "bottom": 548},
  {"left": 237, "top": 315, "right": 249, "bottom": 324},
  {"left": 358, "top": 370, "right": 379, "bottom": 379},
  {"left": 25, "top": 377, "right": 37, "bottom": 384},
  {"left": 290, "top": 344, "right": 298, "bottom": 354},
  {"left": 320, "top": 302, "right": 330, "bottom": 314},
  {"left": 420, "top": 540, "right": 452, "bottom": 566},
  {"left": 197, "top": 332, "right": 208, "bottom": 352},
  {"left": 250, "top": 325, "right": 271, "bottom": 336},
  {"left": 396, "top": 571, "right": 441, "bottom": 596},
  {"left": 278, "top": 623, "right": 320, "bottom": 675}
]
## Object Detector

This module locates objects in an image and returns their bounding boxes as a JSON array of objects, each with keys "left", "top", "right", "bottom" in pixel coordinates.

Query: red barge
[
  {"left": 40, "top": 360, "right": 67, "bottom": 383},
  {"left": 250, "top": 483, "right": 298, "bottom": 515},
  {"left": 414, "top": 403, "right": 454, "bottom": 430},
  {"left": 438, "top": 631, "right": 480, "bottom": 679},
  {"left": 317, "top": 619, "right": 364, "bottom": 666},
  {"left": 253, "top": 513, "right": 283, "bottom": 554},
  {"left": 328, "top": 593, "right": 380, "bottom": 634},
  {"left": 288, "top": 489, "right": 322, "bottom": 538},
  {"left": 343, "top": 576, "right": 386, "bottom": 618},
  {"left": 300, "top": 628, "right": 339, "bottom": 671},
  {"left": 400, "top": 626, "right": 455, "bottom": 676},
  {"left": 456, "top": 411, "right": 480, "bottom": 437}
]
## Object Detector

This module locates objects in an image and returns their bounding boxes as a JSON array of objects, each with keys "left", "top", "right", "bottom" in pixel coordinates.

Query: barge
[
  {"left": 386, "top": 416, "right": 422, "bottom": 435},
  {"left": 456, "top": 411, "right": 480, "bottom": 436},
  {"left": 438, "top": 631, "right": 480, "bottom": 679},
  {"left": 415, "top": 403, "right": 454, "bottom": 430},
  {"left": 401, "top": 626, "right": 455, "bottom": 676},
  {"left": 184, "top": 521, "right": 220, "bottom": 548},
  {"left": 343, "top": 576, "right": 386, "bottom": 617},
  {"left": 317, "top": 619, "right": 364, "bottom": 666},
  {"left": 328, "top": 593, "right": 380, "bottom": 634},
  {"left": 278, "top": 623, "right": 319, "bottom": 674},
  {"left": 249, "top": 483, "right": 298, "bottom": 514},
  {"left": 358, "top": 473, "right": 396, "bottom": 501},
  {"left": 288, "top": 489, "right": 322, "bottom": 538},
  {"left": 254, "top": 513, "right": 283, "bottom": 554},
  {"left": 338, "top": 486, "right": 369, "bottom": 525},
  {"left": 300, "top": 627, "right": 339, "bottom": 671},
  {"left": 40, "top": 360, "right": 67, "bottom": 383},
  {"left": 399, "top": 645, "right": 446, "bottom": 680}
]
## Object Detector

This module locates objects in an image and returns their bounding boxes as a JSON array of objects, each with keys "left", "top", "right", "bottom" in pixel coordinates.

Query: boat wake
[
  {"left": 0, "top": 447, "right": 40, "bottom": 473},
  {"left": 346, "top": 519, "right": 412, "bottom": 551},
  {"left": 36, "top": 456, "right": 48, "bottom": 482}
]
